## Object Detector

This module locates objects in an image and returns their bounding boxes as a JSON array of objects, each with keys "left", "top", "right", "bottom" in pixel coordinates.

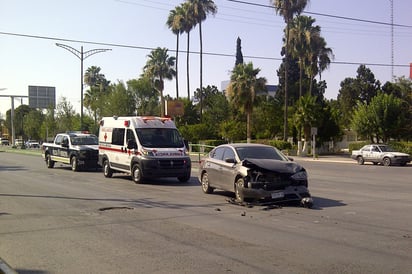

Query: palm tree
[
  {"left": 289, "top": 15, "right": 319, "bottom": 97},
  {"left": 187, "top": 0, "right": 217, "bottom": 121},
  {"left": 305, "top": 35, "right": 333, "bottom": 94},
  {"left": 181, "top": 2, "right": 195, "bottom": 99},
  {"left": 143, "top": 47, "right": 176, "bottom": 117},
  {"left": 271, "top": 0, "right": 309, "bottom": 141},
  {"left": 84, "top": 66, "right": 110, "bottom": 124},
  {"left": 293, "top": 94, "right": 320, "bottom": 155},
  {"left": 166, "top": 6, "right": 185, "bottom": 99},
  {"left": 226, "top": 62, "right": 267, "bottom": 143},
  {"left": 84, "top": 66, "right": 104, "bottom": 87}
]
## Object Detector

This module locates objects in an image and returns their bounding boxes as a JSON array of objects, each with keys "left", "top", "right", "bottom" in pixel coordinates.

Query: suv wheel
[
  {"left": 71, "top": 156, "right": 79, "bottom": 172},
  {"left": 357, "top": 156, "right": 365, "bottom": 165},
  {"left": 46, "top": 154, "right": 55, "bottom": 168}
]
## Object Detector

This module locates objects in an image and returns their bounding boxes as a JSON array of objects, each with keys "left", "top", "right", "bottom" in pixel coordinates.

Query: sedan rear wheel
[
  {"left": 383, "top": 157, "right": 391, "bottom": 166},
  {"left": 234, "top": 178, "right": 245, "bottom": 202},
  {"left": 201, "top": 172, "right": 213, "bottom": 194},
  {"left": 357, "top": 156, "right": 365, "bottom": 165}
]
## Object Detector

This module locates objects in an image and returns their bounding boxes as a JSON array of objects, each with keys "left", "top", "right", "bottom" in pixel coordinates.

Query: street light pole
[{"left": 56, "top": 43, "right": 111, "bottom": 130}]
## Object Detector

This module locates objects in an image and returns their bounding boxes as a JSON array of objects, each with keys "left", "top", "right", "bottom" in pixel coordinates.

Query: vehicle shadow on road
[{"left": 311, "top": 196, "right": 346, "bottom": 210}]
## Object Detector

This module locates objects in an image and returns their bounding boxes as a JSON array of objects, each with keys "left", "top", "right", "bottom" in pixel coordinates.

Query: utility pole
[
  {"left": 56, "top": 43, "right": 111, "bottom": 130},
  {"left": 0, "top": 94, "right": 28, "bottom": 146}
]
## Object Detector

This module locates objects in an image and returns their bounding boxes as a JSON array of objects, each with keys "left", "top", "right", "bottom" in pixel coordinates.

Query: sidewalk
[{"left": 292, "top": 154, "right": 353, "bottom": 164}]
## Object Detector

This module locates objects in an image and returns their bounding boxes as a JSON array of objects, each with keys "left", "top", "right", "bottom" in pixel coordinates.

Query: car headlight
[{"left": 291, "top": 170, "right": 307, "bottom": 181}]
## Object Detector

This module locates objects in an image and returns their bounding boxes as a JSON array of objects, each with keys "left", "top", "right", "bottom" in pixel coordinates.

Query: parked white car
[{"left": 351, "top": 144, "right": 411, "bottom": 166}]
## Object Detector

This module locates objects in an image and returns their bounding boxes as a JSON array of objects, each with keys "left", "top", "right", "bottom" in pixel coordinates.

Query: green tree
[
  {"left": 101, "top": 81, "right": 136, "bottom": 117},
  {"left": 293, "top": 94, "right": 321, "bottom": 153},
  {"left": 127, "top": 77, "right": 159, "bottom": 116},
  {"left": 194, "top": 85, "right": 230, "bottom": 137},
  {"left": 143, "top": 47, "right": 176, "bottom": 117},
  {"left": 271, "top": 0, "right": 309, "bottom": 140},
  {"left": 84, "top": 66, "right": 110, "bottom": 125},
  {"left": 188, "top": 0, "right": 217, "bottom": 121},
  {"left": 337, "top": 65, "right": 380, "bottom": 128},
  {"left": 23, "top": 109, "right": 44, "bottom": 141},
  {"left": 226, "top": 62, "right": 267, "bottom": 143},
  {"left": 235, "top": 36, "right": 244, "bottom": 66},
  {"left": 351, "top": 92, "right": 403, "bottom": 143},
  {"left": 253, "top": 96, "right": 283, "bottom": 139},
  {"left": 55, "top": 97, "right": 79, "bottom": 132}
]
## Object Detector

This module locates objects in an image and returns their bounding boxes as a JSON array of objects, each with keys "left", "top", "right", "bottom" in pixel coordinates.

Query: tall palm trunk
[
  {"left": 186, "top": 32, "right": 190, "bottom": 99},
  {"left": 283, "top": 17, "right": 290, "bottom": 141},
  {"left": 247, "top": 110, "right": 252, "bottom": 143},
  {"left": 199, "top": 21, "right": 203, "bottom": 122},
  {"left": 175, "top": 34, "right": 180, "bottom": 98}
]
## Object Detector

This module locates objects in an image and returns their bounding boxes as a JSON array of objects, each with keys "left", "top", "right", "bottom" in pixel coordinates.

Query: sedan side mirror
[{"left": 225, "top": 158, "right": 236, "bottom": 164}]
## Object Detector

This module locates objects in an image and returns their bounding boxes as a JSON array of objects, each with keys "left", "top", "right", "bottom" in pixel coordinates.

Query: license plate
[{"left": 271, "top": 192, "right": 284, "bottom": 199}]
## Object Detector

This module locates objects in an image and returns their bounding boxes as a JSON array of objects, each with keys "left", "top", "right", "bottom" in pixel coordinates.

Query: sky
[{"left": 1, "top": 0, "right": 411, "bottom": 117}]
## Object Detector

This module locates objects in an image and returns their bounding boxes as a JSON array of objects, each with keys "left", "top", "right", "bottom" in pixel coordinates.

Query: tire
[
  {"left": 383, "top": 157, "right": 391, "bottom": 166},
  {"left": 178, "top": 173, "right": 191, "bottom": 182},
  {"left": 103, "top": 159, "right": 113, "bottom": 178},
  {"left": 234, "top": 178, "right": 245, "bottom": 202},
  {"left": 46, "top": 154, "right": 55, "bottom": 168},
  {"left": 71, "top": 156, "right": 79, "bottom": 172},
  {"left": 131, "top": 164, "right": 143, "bottom": 184},
  {"left": 201, "top": 172, "right": 213, "bottom": 194},
  {"left": 357, "top": 156, "right": 365, "bottom": 165}
]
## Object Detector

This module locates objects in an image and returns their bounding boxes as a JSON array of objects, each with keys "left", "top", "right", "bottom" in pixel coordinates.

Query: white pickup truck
[{"left": 351, "top": 144, "right": 411, "bottom": 166}]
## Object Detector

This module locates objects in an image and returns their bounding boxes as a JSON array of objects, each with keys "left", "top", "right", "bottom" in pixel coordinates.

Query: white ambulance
[{"left": 98, "top": 116, "right": 191, "bottom": 183}]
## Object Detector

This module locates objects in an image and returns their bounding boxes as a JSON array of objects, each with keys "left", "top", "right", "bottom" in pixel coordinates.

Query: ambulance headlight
[{"left": 140, "top": 148, "right": 155, "bottom": 156}]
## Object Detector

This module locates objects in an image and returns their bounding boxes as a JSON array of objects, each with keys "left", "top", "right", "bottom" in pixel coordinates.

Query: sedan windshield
[
  {"left": 378, "top": 145, "right": 396, "bottom": 152},
  {"left": 235, "top": 146, "right": 288, "bottom": 161}
]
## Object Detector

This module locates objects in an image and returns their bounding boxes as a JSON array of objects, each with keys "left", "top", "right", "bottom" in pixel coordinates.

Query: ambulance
[{"left": 98, "top": 116, "right": 191, "bottom": 183}]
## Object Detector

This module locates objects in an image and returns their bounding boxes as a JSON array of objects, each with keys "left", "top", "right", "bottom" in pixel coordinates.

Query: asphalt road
[{"left": 0, "top": 151, "right": 411, "bottom": 274}]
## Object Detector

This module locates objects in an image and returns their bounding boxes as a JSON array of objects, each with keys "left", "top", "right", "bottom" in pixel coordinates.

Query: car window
[
  {"left": 211, "top": 147, "right": 225, "bottom": 160},
  {"left": 223, "top": 147, "right": 236, "bottom": 161}
]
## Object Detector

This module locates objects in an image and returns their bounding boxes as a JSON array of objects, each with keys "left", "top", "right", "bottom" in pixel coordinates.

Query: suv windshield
[
  {"left": 136, "top": 128, "right": 184, "bottom": 148},
  {"left": 71, "top": 135, "right": 98, "bottom": 145}
]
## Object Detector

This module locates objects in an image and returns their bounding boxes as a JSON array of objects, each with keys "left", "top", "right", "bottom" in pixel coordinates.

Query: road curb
[{"left": 0, "top": 257, "right": 17, "bottom": 274}]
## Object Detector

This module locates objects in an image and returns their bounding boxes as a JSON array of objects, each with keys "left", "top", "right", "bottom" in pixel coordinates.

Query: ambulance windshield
[{"left": 136, "top": 128, "right": 185, "bottom": 148}]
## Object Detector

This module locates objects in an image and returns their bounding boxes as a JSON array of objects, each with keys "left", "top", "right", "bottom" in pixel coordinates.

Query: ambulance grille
[{"left": 158, "top": 159, "right": 185, "bottom": 169}]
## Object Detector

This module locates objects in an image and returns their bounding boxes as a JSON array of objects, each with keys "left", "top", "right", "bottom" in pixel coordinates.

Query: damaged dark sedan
[{"left": 198, "top": 143, "right": 313, "bottom": 207}]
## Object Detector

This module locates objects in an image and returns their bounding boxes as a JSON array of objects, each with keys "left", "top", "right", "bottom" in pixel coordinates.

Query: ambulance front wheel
[
  {"left": 103, "top": 159, "right": 113, "bottom": 178},
  {"left": 132, "top": 164, "right": 144, "bottom": 184}
]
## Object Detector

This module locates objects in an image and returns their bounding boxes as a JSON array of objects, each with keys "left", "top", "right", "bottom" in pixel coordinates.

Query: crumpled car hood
[{"left": 242, "top": 158, "right": 304, "bottom": 174}]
